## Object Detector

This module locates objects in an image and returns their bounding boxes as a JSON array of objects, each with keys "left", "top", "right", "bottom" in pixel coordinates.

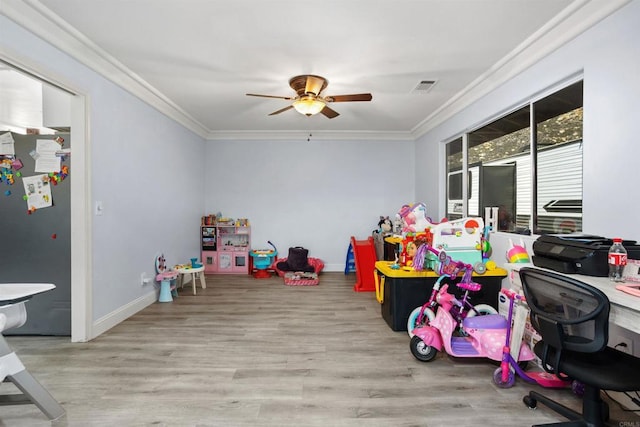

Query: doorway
[{"left": 0, "top": 58, "right": 91, "bottom": 341}]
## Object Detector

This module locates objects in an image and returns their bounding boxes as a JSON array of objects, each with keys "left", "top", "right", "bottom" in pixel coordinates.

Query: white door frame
[{"left": 0, "top": 51, "right": 92, "bottom": 342}]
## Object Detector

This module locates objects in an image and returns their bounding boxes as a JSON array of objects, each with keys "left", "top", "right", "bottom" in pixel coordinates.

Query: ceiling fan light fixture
[
  {"left": 247, "top": 74, "right": 371, "bottom": 119},
  {"left": 293, "top": 97, "right": 325, "bottom": 116}
]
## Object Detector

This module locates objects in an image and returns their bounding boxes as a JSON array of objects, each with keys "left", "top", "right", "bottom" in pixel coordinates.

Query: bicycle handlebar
[{"left": 500, "top": 287, "right": 526, "bottom": 302}]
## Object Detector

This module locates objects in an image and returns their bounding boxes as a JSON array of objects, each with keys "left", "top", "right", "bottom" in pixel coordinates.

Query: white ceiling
[
  {"left": 0, "top": 65, "right": 44, "bottom": 131},
  {"left": 0, "top": 1, "right": 628, "bottom": 140}
]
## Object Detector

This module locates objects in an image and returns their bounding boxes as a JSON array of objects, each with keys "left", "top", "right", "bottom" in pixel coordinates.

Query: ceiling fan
[{"left": 246, "top": 74, "right": 372, "bottom": 119}]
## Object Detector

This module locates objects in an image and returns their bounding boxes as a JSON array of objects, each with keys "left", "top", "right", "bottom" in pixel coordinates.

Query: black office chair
[{"left": 519, "top": 267, "right": 640, "bottom": 427}]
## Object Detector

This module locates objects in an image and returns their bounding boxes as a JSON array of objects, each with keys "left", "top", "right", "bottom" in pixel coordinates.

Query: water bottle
[{"left": 608, "top": 238, "right": 627, "bottom": 282}]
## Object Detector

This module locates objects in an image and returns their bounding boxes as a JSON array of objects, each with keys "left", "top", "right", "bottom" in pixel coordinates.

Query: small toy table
[
  {"left": 175, "top": 264, "right": 206, "bottom": 295},
  {"left": 284, "top": 272, "right": 319, "bottom": 286}
]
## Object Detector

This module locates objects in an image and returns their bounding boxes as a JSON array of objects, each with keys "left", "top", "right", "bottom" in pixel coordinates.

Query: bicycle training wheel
[
  {"left": 466, "top": 303, "right": 498, "bottom": 317},
  {"left": 407, "top": 306, "right": 436, "bottom": 338}
]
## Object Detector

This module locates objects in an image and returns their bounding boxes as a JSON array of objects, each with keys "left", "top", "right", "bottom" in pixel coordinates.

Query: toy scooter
[
  {"left": 409, "top": 284, "right": 536, "bottom": 364},
  {"left": 492, "top": 288, "right": 571, "bottom": 388}
]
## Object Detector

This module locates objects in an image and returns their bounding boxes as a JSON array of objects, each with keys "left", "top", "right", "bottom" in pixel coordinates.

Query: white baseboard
[
  {"left": 91, "top": 291, "right": 157, "bottom": 339},
  {"left": 323, "top": 263, "right": 345, "bottom": 272}
]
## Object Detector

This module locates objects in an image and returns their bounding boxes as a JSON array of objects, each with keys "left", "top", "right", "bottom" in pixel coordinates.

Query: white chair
[{"left": 0, "top": 283, "right": 66, "bottom": 421}]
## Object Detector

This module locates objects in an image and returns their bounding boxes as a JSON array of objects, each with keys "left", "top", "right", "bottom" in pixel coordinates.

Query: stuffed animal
[
  {"left": 377, "top": 216, "right": 392, "bottom": 233},
  {"left": 397, "top": 203, "right": 433, "bottom": 234}
]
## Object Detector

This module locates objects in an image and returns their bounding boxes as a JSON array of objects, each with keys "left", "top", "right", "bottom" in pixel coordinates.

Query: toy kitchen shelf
[{"left": 201, "top": 219, "right": 250, "bottom": 274}]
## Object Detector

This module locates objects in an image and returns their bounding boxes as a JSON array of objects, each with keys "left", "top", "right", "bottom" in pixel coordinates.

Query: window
[
  {"left": 445, "top": 80, "right": 583, "bottom": 234},
  {"left": 445, "top": 138, "right": 464, "bottom": 219}
]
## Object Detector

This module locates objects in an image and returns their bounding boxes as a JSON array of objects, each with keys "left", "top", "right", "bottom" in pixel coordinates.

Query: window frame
[{"left": 443, "top": 75, "right": 583, "bottom": 235}]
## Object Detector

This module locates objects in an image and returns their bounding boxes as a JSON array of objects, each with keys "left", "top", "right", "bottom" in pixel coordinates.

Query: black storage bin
[{"left": 375, "top": 261, "right": 507, "bottom": 331}]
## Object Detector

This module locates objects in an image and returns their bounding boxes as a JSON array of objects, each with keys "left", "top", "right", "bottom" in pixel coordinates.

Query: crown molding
[
  {"left": 410, "top": 0, "right": 632, "bottom": 140},
  {"left": 2, "top": 0, "right": 631, "bottom": 143},
  {"left": 206, "top": 130, "right": 415, "bottom": 142},
  {"left": 1, "top": 0, "right": 210, "bottom": 139}
]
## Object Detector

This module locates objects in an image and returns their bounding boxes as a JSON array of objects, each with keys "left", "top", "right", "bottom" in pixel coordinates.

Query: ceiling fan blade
[
  {"left": 305, "top": 75, "right": 327, "bottom": 96},
  {"left": 325, "top": 93, "right": 372, "bottom": 102},
  {"left": 320, "top": 106, "right": 340, "bottom": 119},
  {"left": 246, "top": 93, "right": 293, "bottom": 100},
  {"left": 268, "top": 105, "right": 294, "bottom": 116}
]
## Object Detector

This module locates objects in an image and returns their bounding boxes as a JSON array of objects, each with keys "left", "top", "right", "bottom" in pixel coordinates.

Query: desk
[
  {"left": 506, "top": 264, "right": 640, "bottom": 335},
  {"left": 570, "top": 274, "right": 640, "bottom": 334}
]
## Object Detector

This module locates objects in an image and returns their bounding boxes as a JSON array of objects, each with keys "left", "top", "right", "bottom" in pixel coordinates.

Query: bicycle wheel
[
  {"left": 466, "top": 303, "right": 498, "bottom": 317},
  {"left": 410, "top": 335, "right": 438, "bottom": 362},
  {"left": 407, "top": 306, "right": 436, "bottom": 338}
]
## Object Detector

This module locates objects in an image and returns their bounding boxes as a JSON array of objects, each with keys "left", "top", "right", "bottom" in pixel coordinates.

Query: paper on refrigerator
[
  {"left": 22, "top": 174, "right": 53, "bottom": 210},
  {"left": 0, "top": 132, "right": 15, "bottom": 155},
  {"left": 34, "top": 139, "right": 61, "bottom": 173}
]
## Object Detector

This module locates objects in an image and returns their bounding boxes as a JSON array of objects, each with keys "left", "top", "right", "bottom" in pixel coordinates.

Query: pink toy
[
  {"left": 506, "top": 238, "right": 530, "bottom": 263},
  {"left": 155, "top": 253, "right": 178, "bottom": 302},
  {"left": 406, "top": 273, "right": 497, "bottom": 338},
  {"left": 493, "top": 289, "right": 571, "bottom": 388},
  {"left": 409, "top": 281, "right": 536, "bottom": 364},
  {"left": 397, "top": 203, "right": 435, "bottom": 234}
]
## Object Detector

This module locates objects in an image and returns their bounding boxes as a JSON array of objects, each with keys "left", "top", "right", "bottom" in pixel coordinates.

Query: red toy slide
[{"left": 351, "top": 236, "right": 377, "bottom": 292}]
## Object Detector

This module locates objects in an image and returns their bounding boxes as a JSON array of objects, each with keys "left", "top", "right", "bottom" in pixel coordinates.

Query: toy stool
[
  {"left": 156, "top": 271, "right": 178, "bottom": 302},
  {"left": 155, "top": 253, "right": 178, "bottom": 302}
]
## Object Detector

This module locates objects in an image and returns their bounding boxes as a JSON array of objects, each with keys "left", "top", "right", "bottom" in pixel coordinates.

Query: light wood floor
[{"left": 3, "top": 272, "right": 639, "bottom": 426}]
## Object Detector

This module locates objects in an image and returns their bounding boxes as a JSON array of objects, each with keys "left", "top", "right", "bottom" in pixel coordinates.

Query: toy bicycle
[
  {"left": 409, "top": 283, "right": 536, "bottom": 364},
  {"left": 406, "top": 273, "right": 497, "bottom": 337},
  {"left": 492, "top": 288, "right": 571, "bottom": 389},
  {"left": 407, "top": 247, "right": 497, "bottom": 338}
]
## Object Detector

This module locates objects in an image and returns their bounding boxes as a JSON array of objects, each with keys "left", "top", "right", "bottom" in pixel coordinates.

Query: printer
[{"left": 532, "top": 233, "right": 640, "bottom": 277}]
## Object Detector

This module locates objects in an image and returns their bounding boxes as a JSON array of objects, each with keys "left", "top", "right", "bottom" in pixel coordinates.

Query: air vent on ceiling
[{"left": 412, "top": 80, "right": 436, "bottom": 93}]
